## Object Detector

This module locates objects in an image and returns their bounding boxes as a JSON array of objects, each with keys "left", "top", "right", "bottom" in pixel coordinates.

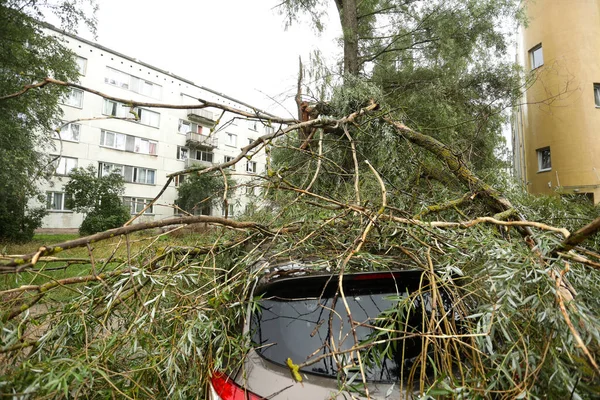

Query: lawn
[{"left": 0, "top": 229, "right": 214, "bottom": 302}]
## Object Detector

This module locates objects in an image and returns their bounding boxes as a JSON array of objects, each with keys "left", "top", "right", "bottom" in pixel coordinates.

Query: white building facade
[{"left": 40, "top": 25, "right": 273, "bottom": 230}]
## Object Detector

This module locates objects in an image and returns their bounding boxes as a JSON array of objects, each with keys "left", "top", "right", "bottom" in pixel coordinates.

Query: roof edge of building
[{"left": 39, "top": 21, "right": 282, "bottom": 119}]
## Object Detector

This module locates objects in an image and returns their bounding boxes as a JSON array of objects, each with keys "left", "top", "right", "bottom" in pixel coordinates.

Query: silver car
[{"left": 209, "top": 269, "right": 434, "bottom": 399}]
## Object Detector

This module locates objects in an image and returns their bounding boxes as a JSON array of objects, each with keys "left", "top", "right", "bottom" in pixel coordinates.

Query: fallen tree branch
[
  {"left": 384, "top": 117, "right": 513, "bottom": 215},
  {"left": 414, "top": 192, "right": 476, "bottom": 220},
  {"left": 552, "top": 215, "right": 600, "bottom": 255},
  {"left": 0, "top": 216, "right": 291, "bottom": 271},
  {"left": 276, "top": 181, "right": 571, "bottom": 237},
  {"left": 1, "top": 78, "right": 295, "bottom": 124}
]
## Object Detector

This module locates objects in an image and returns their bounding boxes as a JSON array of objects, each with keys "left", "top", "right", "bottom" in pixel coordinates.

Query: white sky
[{"left": 79, "top": 0, "right": 342, "bottom": 117}]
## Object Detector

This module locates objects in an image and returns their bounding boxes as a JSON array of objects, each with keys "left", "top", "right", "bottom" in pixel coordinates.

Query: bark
[
  {"left": 553, "top": 215, "right": 600, "bottom": 255},
  {"left": 336, "top": 0, "right": 360, "bottom": 76},
  {"left": 385, "top": 118, "right": 514, "bottom": 214}
]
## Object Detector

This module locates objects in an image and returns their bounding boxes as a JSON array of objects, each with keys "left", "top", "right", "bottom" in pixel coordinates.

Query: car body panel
[{"left": 234, "top": 349, "right": 404, "bottom": 399}]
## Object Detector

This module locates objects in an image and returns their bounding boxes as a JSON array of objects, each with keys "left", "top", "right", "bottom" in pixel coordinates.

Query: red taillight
[
  {"left": 210, "top": 372, "right": 263, "bottom": 400},
  {"left": 352, "top": 272, "right": 402, "bottom": 280}
]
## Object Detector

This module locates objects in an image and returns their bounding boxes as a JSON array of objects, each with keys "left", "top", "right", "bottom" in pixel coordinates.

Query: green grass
[
  {"left": 1, "top": 230, "right": 219, "bottom": 300},
  {"left": 1, "top": 232, "right": 174, "bottom": 302}
]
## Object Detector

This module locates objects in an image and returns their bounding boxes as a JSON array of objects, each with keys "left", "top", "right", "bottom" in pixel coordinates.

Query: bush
[
  {"left": 0, "top": 203, "right": 46, "bottom": 243},
  {"left": 64, "top": 166, "right": 130, "bottom": 235},
  {"left": 79, "top": 207, "right": 130, "bottom": 236}
]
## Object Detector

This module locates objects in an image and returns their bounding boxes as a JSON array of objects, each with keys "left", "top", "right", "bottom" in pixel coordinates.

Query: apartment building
[
  {"left": 512, "top": 0, "right": 600, "bottom": 203},
  {"left": 41, "top": 24, "right": 275, "bottom": 230}
]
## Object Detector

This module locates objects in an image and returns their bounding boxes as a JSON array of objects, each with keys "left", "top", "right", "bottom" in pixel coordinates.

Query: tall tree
[
  {"left": 278, "top": 0, "right": 519, "bottom": 77},
  {"left": 276, "top": 0, "right": 521, "bottom": 192},
  {"left": 0, "top": 0, "right": 96, "bottom": 241}
]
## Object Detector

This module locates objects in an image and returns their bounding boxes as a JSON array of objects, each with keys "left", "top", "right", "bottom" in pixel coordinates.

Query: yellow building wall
[{"left": 519, "top": 0, "right": 600, "bottom": 202}]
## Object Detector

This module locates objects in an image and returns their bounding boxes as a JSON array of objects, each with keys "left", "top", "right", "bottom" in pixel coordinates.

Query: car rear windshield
[{"left": 251, "top": 271, "right": 431, "bottom": 382}]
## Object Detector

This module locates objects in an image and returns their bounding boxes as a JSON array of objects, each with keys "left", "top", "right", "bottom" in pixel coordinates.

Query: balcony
[
  {"left": 186, "top": 132, "right": 218, "bottom": 149},
  {"left": 188, "top": 108, "right": 216, "bottom": 125},
  {"left": 185, "top": 158, "right": 213, "bottom": 169}
]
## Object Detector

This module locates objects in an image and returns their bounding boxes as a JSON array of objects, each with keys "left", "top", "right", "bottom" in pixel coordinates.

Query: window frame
[
  {"left": 177, "top": 146, "right": 189, "bottom": 161},
  {"left": 194, "top": 149, "right": 214, "bottom": 163},
  {"left": 105, "top": 67, "right": 162, "bottom": 99},
  {"left": 76, "top": 56, "right": 87, "bottom": 76},
  {"left": 54, "top": 122, "right": 81, "bottom": 142},
  {"left": 103, "top": 99, "right": 130, "bottom": 118},
  {"left": 63, "top": 88, "right": 84, "bottom": 108},
  {"left": 174, "top": 174, "right": 187, "bottom": 187},
  {"left": 53, "top": 156, "right": 78, "bottom": 176},
  {"left": 46, "top": 191, "right": 71, "bottom": 212},
  {"left": 226, "top": 133, "right": 237, "bottom": 147},
  {"left": 536, "top": 147, "right": 552, "bottom": 172},
  {"left": 102, "top": 99, "right": 160, "bottom": 128},
  {"left": 98, "top": 162, "right": 156, "bottom": 185},
  {"left": 246, "top": 161, "right": 257, "bottom": 174},
  {"left": 221, "top": 203, "right": 235, "bottom": 217},
  {"left": 594, "top": 83, "right": 600, "bottom": 108},
  {"left": 529, "top": 44, "right": 544, "bottom": 70},
  {"left": 123, "top": 197, "right": 154, "bottom": 215},
  {"left": 224, "top": 155, "right": 235, "bottom": 170}
]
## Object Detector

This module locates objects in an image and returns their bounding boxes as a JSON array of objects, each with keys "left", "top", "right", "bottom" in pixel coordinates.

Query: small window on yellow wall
[
  {"left": 529, "top": 44, "right": 543, "bottom": 70},
  {"left": 594, "top": 84, "right": 600, "bottom": 107},
  {"left": 537, "top": 147, "right": 551, "bottom": 172}
]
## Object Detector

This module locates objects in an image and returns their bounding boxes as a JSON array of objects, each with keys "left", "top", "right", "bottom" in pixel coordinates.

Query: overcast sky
[{"left": 76, "top": 0, "right": 341, "bottom": 117}]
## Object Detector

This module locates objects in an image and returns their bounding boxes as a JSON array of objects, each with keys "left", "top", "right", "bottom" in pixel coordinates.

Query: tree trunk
[{"left": 336, "top": 0, "right": 360, "bottom": 76}]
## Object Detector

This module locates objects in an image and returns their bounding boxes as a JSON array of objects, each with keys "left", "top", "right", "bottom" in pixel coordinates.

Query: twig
[
  {"left": 343, "top": 124, "right": 361, "bottom": 207},
  {"left": 414, "top": 192, "right": 476, "bottom": 220},
  {"left": 553, "top": 265, "right": 600, "bottom": 375}
]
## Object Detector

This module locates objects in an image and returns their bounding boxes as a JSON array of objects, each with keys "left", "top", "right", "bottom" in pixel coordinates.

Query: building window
[
  {"left": 264, "top": 126, "right": 275, "bottom": 134},
  {"left": 100, "top": 130, "right": 157, "bottom": 155},
  {"left": 529, "top": 44, "right": 543, "bottom": 70},
  {"left": 103, "top": 100, "right": 160, "bottom": 127},
  {"left": 246, "top": 161, "right": 257, "bottom": 174},
  {"left": 192, "top": 205, "right": 211, "bottom": 216},
  {"left": 105, "top": 67, "right": 162, "bottom": 99},
  {"left": 54, "top": 123, "right": 80, "bottom": 142},
  {"left": 123, "top": 197, "right": 154, "bottom": 214},
  {"left": 105, "top": 67, "right": 130, "bottom": 89},
  {"left": 133, "top": 167, "right": 156, "bottom": 184},
  {"left": 100, "top": 130, "right": 126, "bottom": 150},
  {"left": 54, "top": 156, "right": 77, "bottom": 176},
  {"left": 177, "top": 146, "right": 189, "bottom": 160},
  {"left": 194, "top": 150, "right": 214, "bottom": 163},
  {"left": 76, "top": 56, "right": 87, "bottom": 75},
  {"left": 103, "top": 99, "right": 130, "bottom": 118},
  {"left": 178, "top": 119, "right": 203, "bottom": 135},
  {"left": 99, "top": 162, "right": 156, "bottom": 184},
  {"left": 221, "top": 203, "right": 235, "bottom": 217},
  {"left": 226, "top": 133, "right": 237, "bottom": 147},
  {"left": 224, "top": 155, "right": 235, "bottom": 170},
  {"left": 594, "top": 84, "right": 600, "bottom": 107},
  {"left": 134, "top": 137, "right": 157, "bottom": 155},
  {"left": 46, "top": 192, "right": 71, "bottom": 211},
  {"left": 246, "top": 186, "right": 256, "bottom": 196},
  {"left": 248, "top": 120, "right": 258, "bottom": 131},
  {"left": 174, "top": 174, "right": 186, "bottom": 187},
  {"left": 63, "top": 88, "right": 83, "bottom": 108},
  {"left": 136, "top": 107, "right": 160, "bottom": 127},
  {"left": 537, "top": 147, "right": 551, "bottom": 172}
]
